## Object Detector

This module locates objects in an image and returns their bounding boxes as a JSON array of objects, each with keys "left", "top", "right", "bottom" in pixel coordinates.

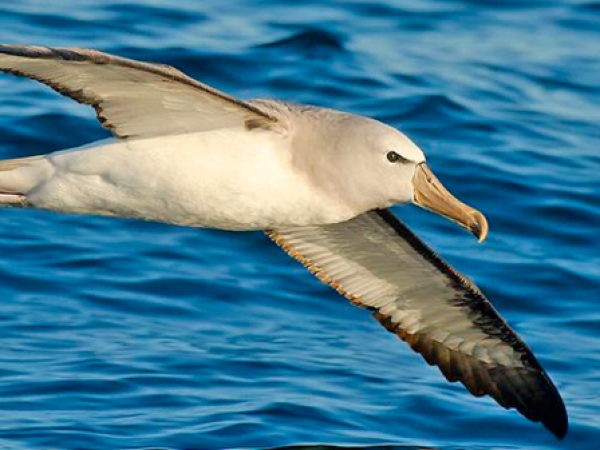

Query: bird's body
[
  {"left": 0, "top": 101, "right": 420, "bottom": 229},
  {"left": 0, "top": 44, "right": 567, "bottom": 439},
  {"left": 3, "top": 130, "right": 350, "bottom": 229}
]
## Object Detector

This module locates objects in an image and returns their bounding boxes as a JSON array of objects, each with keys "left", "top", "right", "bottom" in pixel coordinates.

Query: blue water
[{"left": 0, "top": 0, "right": 598, "bottom": 449}]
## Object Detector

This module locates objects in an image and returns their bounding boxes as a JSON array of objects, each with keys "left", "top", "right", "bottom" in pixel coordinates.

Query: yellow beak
[{"left": 412, "top": 163, "right": 489, "bottom": 242}]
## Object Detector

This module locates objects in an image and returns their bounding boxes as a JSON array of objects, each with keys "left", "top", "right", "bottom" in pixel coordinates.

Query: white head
[
  {"left": 309, "top": 114, "right": 488, "bottom": 242},
  {"left": 331, "top": 116, "right": 424, "bottom": 204}
]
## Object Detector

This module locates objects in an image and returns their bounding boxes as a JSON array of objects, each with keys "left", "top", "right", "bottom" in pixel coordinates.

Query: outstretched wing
[
  {"left": 0, "top": 44, "right": 276, "bottom": 139},
  {"left": 267, "top": 209, "right": 567, "bottom": 439}
]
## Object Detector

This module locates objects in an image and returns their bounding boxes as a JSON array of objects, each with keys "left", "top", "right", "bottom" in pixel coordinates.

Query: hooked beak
[{"left": 412, "top": 163, "right": 489, "bottom": 242}]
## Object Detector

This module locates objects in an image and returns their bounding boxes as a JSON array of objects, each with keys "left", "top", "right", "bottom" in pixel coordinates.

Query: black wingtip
[
  {"left": 540, "top": 370, "right": 569, "bottom": 440},
  {"left": 543, "top": 402, "right": 568, "bottom": 440}
]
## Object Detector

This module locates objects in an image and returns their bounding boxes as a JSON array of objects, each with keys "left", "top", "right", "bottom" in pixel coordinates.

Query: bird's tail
[{"left": 0, "top": 154, "right": 49, "bottom": 207}]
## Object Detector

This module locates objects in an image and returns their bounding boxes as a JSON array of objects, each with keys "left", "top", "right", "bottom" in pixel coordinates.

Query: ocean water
[{"left": 0, "top": 0, "right": 598, "bottom": 449}]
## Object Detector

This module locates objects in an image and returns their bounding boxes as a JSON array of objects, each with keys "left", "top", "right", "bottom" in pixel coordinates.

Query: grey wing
[
  {"left": 0, "top": 44, "right": 277, "bottom": 139},
  {"left": 267, "top": 209, "right": 567, "bottom": 439}
]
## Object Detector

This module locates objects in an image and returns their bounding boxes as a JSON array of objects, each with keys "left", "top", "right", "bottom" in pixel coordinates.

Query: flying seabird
[{"left": 0, "top": 45, "right": 567, "bottom": 439}]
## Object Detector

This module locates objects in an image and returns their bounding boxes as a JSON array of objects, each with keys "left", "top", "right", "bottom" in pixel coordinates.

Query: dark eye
[{"left": 387, "top": 151, "right": 404, "bottom": 163}]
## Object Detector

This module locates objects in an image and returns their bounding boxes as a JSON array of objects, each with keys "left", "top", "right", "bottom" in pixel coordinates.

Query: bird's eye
[{"left": 387, "top": 151, "right": 405, "bottom": 163}]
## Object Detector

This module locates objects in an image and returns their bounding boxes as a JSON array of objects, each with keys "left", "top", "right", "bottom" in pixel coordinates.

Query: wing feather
[
  {"left": 0, "top": 44, "right": 277, "bottom": 139},
  {"left": 267, "top": 209, "right": 567, "bottom": 439}
]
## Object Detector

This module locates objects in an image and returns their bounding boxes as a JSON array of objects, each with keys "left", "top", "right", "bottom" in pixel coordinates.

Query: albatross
[{"left": 0, "top": 44, "right": 567, "bottom": 439}]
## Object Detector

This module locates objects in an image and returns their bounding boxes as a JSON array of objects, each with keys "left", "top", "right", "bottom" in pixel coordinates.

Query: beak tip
[
  {"left": 471, "top": 212, "right": 489, "bottom": 243},
  {"left": 412, "top": 163, "right": 489, "bottom": 243}
]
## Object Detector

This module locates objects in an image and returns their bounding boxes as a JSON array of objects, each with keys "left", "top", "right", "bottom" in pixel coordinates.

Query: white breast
[{"left": 25, "top": 129, "right": 359, "bottom": 229}]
